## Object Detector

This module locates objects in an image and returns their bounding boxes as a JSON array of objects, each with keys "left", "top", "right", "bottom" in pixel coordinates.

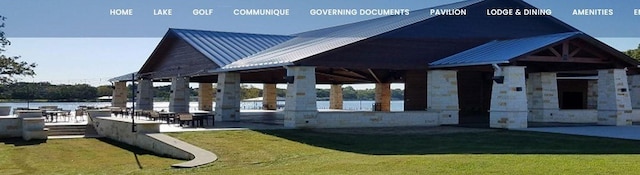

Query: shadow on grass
[
  {"left": 257, "top": 129, "right": 640, "bottom": 155},
  {"left": 97, "top": 138, "right": 163, "bottom": 169},
  {"left": 0, "top": 138, "right": 47, "bottom": 146}
]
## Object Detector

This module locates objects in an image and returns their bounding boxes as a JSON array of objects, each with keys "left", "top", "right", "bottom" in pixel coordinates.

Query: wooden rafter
[
  {"left": 316, "top": 71, "right": 371, "bottom": 82},
  {"left": 368, "top": 69, "right": 382, "bottom": 83},
  {"left": 518, "top": 40, "right": 609, "bottom": 64}
]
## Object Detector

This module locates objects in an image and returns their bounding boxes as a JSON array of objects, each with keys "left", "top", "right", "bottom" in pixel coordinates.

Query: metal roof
[
  {"left": 109, "top": 72, "right": 138, "bottom": 82},
  {"left": 429, "top": 32, "right": 582, "bottom": 68},
  {"left": 219, "top": 0, "right": 483, "bottom": 71},
  {"left": 171, "top": 29, "right": 294, "bottom": 67}
]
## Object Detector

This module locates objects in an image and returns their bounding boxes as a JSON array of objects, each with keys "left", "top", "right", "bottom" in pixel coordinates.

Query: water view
[{"left": 0, "top": 100, "right": 405, "bottom": 112}]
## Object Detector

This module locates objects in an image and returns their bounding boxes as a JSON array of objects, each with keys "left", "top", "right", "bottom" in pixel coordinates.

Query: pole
[{"left": 131, "top": 73, "right": 136, "bottom": 132}]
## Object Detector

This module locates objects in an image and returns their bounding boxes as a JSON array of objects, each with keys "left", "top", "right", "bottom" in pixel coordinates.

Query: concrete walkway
[{"left": 517, "top": 125, "right": 640, "bottom": 140}]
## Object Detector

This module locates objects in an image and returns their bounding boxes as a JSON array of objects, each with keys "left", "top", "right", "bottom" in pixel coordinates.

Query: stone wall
[
  {"left": 597, "top": 69, "right": 632, "bottom": 126},
  {"left": 527, "top": 73, "right": 560, "bottom": 122},
  {"left": 490, "top": 66, "right": 528, "bottom": 129},
  {"left": 374, "top": 83, "right": 391, "bottom": 112},
  {"left": 0, "top": 117, "right": 21, "bottom": 138},
  {"left": 90, "top": 116, "right": 193, "bottom": 160},
  {"left": 534, "top": 110, "right": 598, "bottom": 123},
  {"left": 329, "top": 84, "right": 343, "bottom": 110},
  {"left": 170, "top": 77, "right": 190, "bottom": 113},
  {"left": 0, "top": 111, "right": 49, "bottom": 140},
  {"left": 262, "top": 84, "right": 277, "bottom": 110},
  {"left": 112, "top": 82, "right": 127, "bottom": 108},
  {"left": 628, "top": 75, "right": 640, "bottom": 109},
  {"left": 198, "top": 83, "right": 214, "bottom": 111},
  {"left": 215, "top": 73, "right": 241, "bottom": 121},
  {"left": 427, "top": 70, "right": 459, "bottom": 125},
  {"left": 137, "top": 79, "right": 154, "bottom": 110},
  {"left": 315, "top": 111, "right": 440, "bottom": 128},
  {"left": 284, "top": 66, "right": 318, "bottom": 128}
]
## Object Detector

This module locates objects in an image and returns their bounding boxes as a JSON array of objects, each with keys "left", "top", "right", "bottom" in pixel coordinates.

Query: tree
[
  {"left": 0, "top": 15, "right": 36, "bottom": 84},
  {"left": 625, "top": 44, "right": 640, "bottom": 60},
  {"left": 96, "top": 85, "right": 113, "bottom": 97},
  {"left": 241, "top": 84, "right": 261, "bottom": 99}
]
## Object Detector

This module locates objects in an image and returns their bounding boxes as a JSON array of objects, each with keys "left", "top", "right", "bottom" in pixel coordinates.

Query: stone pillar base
[
  {"left": 374, "top": 83, "right": 391, "bottom": 112},
  {"left": 112, "top": 82, "right": 127, "bottom": 108},
  {"left": 284, "top": 110, "right": 318, "bottom": 128},
  {"left": 528, "top": 109, "right": 559, "bottom": 122},
  {"left": 215, "top": 73, "right": 241, "bottom": 121},
  {"left": 490, "top": 111, "right": 528, "bottom": 129},
  {"left": 262, "top": 84, "right": 277, "bottom": 110},
  {"left": 169, "top": 77, "right": 190, "bottom": 113},
  {"left": 329, "top": 84, "right": 343, "bottom": 110},
  {"left": 137, "top": 79, "right": 154, "bottom": 110},
  {"left": 597, "top": 110, "right": 633, "bottom": 126},
  {"left": 284, "top": 66, "right": 318, "bottom": 128},
  {"left": 438, "top": 110, "right": 459, "bottom": 125},
  {"left": 198, "top": 83, "right": 214, "bottom": 111}
]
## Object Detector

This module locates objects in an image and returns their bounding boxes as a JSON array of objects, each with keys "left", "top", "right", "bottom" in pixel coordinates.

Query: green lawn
[
  {"left": 3, "top": 129, "right": 640, "bottom": 174},
  {"left": 0, "top": 138, "right": 181, "bottom": 174}
]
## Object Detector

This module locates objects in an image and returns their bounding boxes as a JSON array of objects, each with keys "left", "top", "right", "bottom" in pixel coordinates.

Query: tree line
[{"left": 0, "top": 82, "right": 404, "bottom": 102}]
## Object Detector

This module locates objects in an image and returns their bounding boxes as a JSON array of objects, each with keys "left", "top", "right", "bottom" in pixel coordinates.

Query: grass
[
  {"left": 168, "top": 129, "right": 640, "bottom": 174},
  {"left": 0, "top": 138, "right": 181, "bottom": 174},
  {"left": 3, "top": 129, "right": 640, "bottom": 174}
]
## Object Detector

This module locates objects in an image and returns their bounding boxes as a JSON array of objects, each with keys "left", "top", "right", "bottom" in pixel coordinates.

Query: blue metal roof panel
[
  {"left": 220, "top": 0, "right": 484, "bottom": 71},
  {"left": 429, "top": 32, "right": 582, "bottom": 68},
  {"left": 171, "top": 29, "right": 294, "bottom": 67}
]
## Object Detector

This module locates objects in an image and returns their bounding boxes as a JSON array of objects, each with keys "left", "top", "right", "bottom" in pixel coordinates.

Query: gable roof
[
  {"left": 172, "top": 29, "right": 294, "bottom": 66},
  {"left": 429, "top": 32, "right": 639, "bottom": 68},
  {"left": 429, "top": 32, "right": 581, "bottom": 68},
  {"left": 138, "top": 28, "right": 293, "bottom": 75},
  {"left": 219, "top": 0, "right": 484, "bottom": 71}
]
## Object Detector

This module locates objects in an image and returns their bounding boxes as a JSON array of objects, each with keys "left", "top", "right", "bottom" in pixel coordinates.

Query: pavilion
[{"left": 110, "top": 0, "right": 640, "bottom": 129}]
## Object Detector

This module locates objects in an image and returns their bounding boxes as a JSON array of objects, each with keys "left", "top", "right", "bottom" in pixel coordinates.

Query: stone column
[
  {"left": 404, "top": 70, "right": 428, "bottom": 111},
  {"left": 490, "top": 66, "right": 528, "bottom": 129},
  {"left": 284, "top": 66, "right": 318, "bottom": 128},
  {"left": 587, "top": 80, "right": 598, "bottom": 109},
  {"left": 215, "top": 73, "right": 241, "bottom": 121},
  {"left": 597, "top": 69, "right": 632, "bottom": 126},
  {"left": 628, "top": 75, "right": 640, "bottom": 109},
  {"left": 136, "top": 79, "right": 153, "bottom": 110},
  {"left": 329, "top": 84, "right": 343, "bottom": 110},
  {"left": 262, "top": 83, "right": 277, "bottom": 110},
  {"left": 374, "top": 83, "right": 391, "bottom": 112},
  {"left": 111, "top": 81, "right": 127, "bottom": 108},
  {"left": 526, "top": 72, "right": 559, "bottom": 122},
  {"left": 427, "top": 70, "right": 459, "bottom": 125},
  {"left": 198, "top": 83, "right": 214, "bottom": 111},
  {"left": 169, "top": 77, "right": 190, "bottom": 113}
]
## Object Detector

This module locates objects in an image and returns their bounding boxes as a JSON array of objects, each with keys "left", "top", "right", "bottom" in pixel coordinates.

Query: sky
[{"left": 1, "top": 0, "right": 639, "bottom": 88}]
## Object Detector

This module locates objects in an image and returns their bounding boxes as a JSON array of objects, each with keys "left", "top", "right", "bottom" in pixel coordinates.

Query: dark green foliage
[
  {"left": 625, "top": 44, "right": 640, "bottom": 60},
  {"left": 0, "top": 15, "right": 36, "bottom": 84}
]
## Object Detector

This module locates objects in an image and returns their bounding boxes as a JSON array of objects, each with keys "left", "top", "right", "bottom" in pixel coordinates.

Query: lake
[{"left": 0, "top": 101, "right": 405, "bottom": 112}]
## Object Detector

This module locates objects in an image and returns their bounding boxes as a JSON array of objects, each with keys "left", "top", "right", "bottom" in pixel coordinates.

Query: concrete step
[{"left": 46, "top": 124, "right": 90, "bottom": 136}]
